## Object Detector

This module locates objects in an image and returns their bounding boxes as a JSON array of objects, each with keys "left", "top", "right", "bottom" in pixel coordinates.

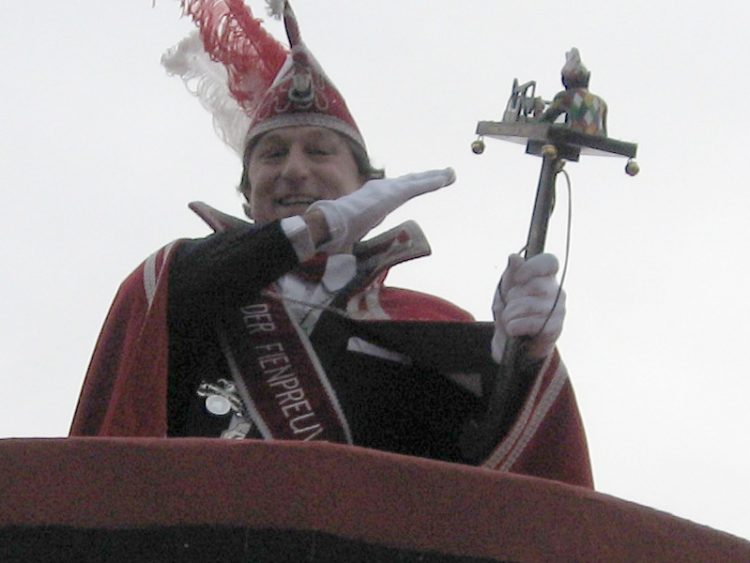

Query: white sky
[{"left": 2, "top": 0, "right": 749, "bottom": 542}]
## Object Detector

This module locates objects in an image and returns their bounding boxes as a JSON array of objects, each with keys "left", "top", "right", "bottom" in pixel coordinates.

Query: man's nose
[{"left": 281, "top": 146, "right": 309, "bottom": 183}]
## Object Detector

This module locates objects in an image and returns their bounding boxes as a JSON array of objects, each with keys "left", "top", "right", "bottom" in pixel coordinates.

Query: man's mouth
[{"left": 276, "top": 197, "right": 318, "bottom": 207}]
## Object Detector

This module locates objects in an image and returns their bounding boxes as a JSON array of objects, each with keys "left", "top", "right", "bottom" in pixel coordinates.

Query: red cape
[{"left": 71, "top": 240, "right": 593, "bottom": 488}]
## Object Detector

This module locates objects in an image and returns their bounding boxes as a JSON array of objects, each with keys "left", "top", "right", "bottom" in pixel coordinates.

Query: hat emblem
[{"left": 289, "top": 67, "right": 314, "bottom": 105}]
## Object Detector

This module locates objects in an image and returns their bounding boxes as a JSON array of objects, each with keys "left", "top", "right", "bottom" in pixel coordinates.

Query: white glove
[
  {"left": 308, "top": 168, "right": 456, "bottom": 253},
  {"left": 491, "top": 253, "right": 565, "bottom": 363}
]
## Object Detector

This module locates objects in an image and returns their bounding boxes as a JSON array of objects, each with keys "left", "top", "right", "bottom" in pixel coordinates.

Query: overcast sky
[{"left": 2, "top": 0, "right": 749, "bottom": 541}]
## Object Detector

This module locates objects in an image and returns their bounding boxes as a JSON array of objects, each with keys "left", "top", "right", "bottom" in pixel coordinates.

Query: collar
[{"left": 350, "top": 220, "right": 431, "bottom": 289}]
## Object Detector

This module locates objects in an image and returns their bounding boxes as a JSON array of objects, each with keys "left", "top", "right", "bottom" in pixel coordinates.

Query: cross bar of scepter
[{"left": 460, "top": 122, "right": 638, "bottom": 462}]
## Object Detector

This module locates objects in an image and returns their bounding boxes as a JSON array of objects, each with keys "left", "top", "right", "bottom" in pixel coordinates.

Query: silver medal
[{"left": 205, "top": 394, "right": 232, "bottom": 416}]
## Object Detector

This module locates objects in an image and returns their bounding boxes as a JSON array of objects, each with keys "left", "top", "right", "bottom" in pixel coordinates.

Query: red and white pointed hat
[{"left": 162, "top": 0, "right": 365, "bottom": 157}]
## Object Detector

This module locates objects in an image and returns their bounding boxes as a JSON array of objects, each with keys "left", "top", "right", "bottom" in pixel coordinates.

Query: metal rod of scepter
[{"left": 460, "top": 144, "right": 561, "bottom": 461}]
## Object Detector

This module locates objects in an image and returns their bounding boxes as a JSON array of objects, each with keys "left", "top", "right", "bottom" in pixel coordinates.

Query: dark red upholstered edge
[{"left": 1, "top": 438, "right": 747, "bottom": 562}]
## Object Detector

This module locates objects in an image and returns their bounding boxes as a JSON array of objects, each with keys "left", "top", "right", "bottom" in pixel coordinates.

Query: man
[{"left": 71, "top": 0, "right": 592, "bottom": 487}]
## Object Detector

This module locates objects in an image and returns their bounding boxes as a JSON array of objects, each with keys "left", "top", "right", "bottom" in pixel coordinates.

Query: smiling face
[{"left": 243, "top": 126, "right": 366, "bottom": 224}]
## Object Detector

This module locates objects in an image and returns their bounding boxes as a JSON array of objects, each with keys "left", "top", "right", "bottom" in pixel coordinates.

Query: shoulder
[
  {"left": 376, "top": 286, "right": 475, "bottom": 322},
  {"left": 114, "top": 240, "right": 184, "bottom": 307}
]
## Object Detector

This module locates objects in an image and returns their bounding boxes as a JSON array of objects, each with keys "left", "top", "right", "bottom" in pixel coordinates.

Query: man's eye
[
  {"left": 261, "top": 147, "right": 286, "bottom": 159},
  {"left": 307, "top": 144, "right": 335, "bottom": 156}
]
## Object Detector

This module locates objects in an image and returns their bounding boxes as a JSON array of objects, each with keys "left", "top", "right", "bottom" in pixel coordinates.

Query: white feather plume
[
  {"left": 161, "top": 31, "right": 251, "bottom": 158},
  {"left": 265, "top": 0, "right": 285, "bottom": 19}
]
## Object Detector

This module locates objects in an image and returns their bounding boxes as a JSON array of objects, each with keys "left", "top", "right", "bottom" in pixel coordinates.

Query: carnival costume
[{"left": 71, "top": 0, "right": 592, "bottom": 487}]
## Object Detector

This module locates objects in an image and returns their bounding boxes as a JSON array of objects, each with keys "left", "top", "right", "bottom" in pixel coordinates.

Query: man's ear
[{"left": 239, "top": 185, "right": 254, "bottom": 221}]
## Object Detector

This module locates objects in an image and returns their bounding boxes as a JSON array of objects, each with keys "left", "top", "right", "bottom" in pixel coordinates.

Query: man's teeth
[{"left": 279, "top": 198, "right": 316, "bottom": 205}]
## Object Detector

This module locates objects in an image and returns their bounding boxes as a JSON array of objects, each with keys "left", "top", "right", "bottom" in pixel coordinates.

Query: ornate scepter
[{"left": 460, "top": 48, "right": 639, "bottom": 461}]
